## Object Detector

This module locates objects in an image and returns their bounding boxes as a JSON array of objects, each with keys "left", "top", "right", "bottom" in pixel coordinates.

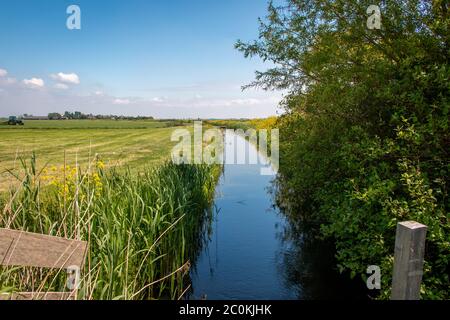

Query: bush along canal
[{"left": 188, "top": 132, "right": 368, "bottom": 300}]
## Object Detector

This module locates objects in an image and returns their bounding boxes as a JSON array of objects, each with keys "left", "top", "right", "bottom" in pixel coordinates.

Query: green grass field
[{"left": 0, "top": 120, "right": 191, "bottom": 190}]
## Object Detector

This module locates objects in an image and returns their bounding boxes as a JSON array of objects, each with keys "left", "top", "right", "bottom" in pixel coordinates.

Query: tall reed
[{"left": 0, "top": 154, "right": 221, "bottom": 299}]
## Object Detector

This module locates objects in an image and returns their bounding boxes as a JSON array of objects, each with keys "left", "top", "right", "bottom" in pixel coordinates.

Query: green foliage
[
  {"left": 206, "top": 118, "right": 278, "bottom": 131},
  {"left": 238, "top": 0, "right": 449, "bottom": 298}
]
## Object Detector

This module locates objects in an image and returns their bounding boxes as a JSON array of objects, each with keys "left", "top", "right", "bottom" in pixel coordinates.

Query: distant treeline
[{"left": 22, "top": 112, "right": 155, "bottom": 121}]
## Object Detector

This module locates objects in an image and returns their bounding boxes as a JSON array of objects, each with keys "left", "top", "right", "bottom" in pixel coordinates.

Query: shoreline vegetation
[
  {"left": 0, "top": 154, "right": 221, "bottom": 299},
  {"left": 236, "top": 1, "right": 449, "bottom": 299}
]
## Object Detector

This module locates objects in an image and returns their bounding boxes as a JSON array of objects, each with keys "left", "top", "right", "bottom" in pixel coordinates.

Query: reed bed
[{"left": 0, "top": 154, "right": 221, "bottom": 299}]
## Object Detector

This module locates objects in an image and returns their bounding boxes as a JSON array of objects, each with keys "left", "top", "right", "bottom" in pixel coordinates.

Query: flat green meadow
[{"left": 0, "top": 119, "right": 189, "bottom": 189}]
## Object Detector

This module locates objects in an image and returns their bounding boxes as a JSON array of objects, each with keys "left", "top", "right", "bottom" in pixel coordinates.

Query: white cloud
[
  {"left": 229, "top": 98, "right": 261, "bottom": 106},
  {"left": 188, "top": 97, "right": 277, "bottom": 108},
  {"left": 54, "top": 83, "right": 69, "bottom": 90},
  {"left": 113, "top": 98, "right": 131, "bottom": 105},
  {"left": 0, "top": 69, "right": 16, "bottom": 85},
  {"left": 23, "top": 78, "right": 45, "bottom": 88},
  {"left": 51, "top": 72, "right": 80, "bottom": 85},
  {"left": 0, "top": 77, "right": 283, "bottom": 118},
  {"left": 151, "top": 97, "right": 164, "bottom": 102}
]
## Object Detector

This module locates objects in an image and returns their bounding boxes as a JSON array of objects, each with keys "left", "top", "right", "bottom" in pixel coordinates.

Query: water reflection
[
  {"left": 274, "top": 210, "right": 368, "bottom": 300},
  {"left": 187, "top": 132, "right": 367, "bottom": 300}
]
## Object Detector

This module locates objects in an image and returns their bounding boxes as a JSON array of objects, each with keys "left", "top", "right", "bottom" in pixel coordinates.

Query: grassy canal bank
[{"left": 0, "top": 120, "right": 221, "bottom": 299}]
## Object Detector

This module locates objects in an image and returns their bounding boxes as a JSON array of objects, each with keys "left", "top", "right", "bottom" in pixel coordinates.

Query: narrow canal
[{"left": 189, "top": 132, "right": 366, "bottom": 300}]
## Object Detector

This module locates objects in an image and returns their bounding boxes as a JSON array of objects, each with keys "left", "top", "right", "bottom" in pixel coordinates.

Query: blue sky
[{"left": 0, "top": 0, "right": 283, "bottom": 118}]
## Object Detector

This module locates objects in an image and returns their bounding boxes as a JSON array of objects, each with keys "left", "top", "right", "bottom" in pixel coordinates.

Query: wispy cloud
[
  {"left": 54, "top": 83, "right": 69, "bottom": 90},
  {"left": 228, "top": 98, "right": 261, "bottom": 106},
  {"left": 151, "top": 97, "right": 164, "bottom": 103},
  {"left": 0, "top": 77, "right": 16, "bottom": 85},
  {"left": 1, "top": 68, "right": 282, "bottom": 118},
  {"left": 113, "top": 98, "right": 131, "bottom": 105}
]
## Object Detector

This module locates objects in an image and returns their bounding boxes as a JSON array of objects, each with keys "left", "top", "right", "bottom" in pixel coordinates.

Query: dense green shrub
[{"left": 237, "top": 0, "right": 449, "bottom": 298}]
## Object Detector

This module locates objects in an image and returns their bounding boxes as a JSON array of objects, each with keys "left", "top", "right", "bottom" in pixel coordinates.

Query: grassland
[
  {"left": 0, "top": 119, "right": 221, "bottom": 300},
  {"left": 0, "top": 120, "right": 191, "bottom": 190}
]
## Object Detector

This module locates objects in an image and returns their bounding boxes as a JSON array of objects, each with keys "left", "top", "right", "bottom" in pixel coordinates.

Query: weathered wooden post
[{"left": 391, "top": 221, "right": 427, "bottom": 300}]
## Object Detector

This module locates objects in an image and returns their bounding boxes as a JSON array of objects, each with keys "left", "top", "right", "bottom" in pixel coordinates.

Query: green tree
[
  {"left": 237, "top": 0, "right": 449, "bottom": 299},
  {"left": 48, "top": 112, "right": 62, "bottom": 120}
]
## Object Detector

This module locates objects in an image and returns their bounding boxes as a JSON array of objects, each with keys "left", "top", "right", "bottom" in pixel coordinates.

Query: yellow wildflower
[{"left": 96, "top": 160, "right": 105, "bottom": 170}]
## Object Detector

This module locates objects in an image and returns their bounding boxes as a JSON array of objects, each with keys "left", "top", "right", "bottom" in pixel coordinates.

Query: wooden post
[{"left": 391, "top": 221, "right": 427, "bottom": 300}]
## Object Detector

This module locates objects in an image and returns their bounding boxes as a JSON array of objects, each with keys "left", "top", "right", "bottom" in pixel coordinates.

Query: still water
[{"left": 188, "top": 133, "right": 365, "bottom": 300}]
